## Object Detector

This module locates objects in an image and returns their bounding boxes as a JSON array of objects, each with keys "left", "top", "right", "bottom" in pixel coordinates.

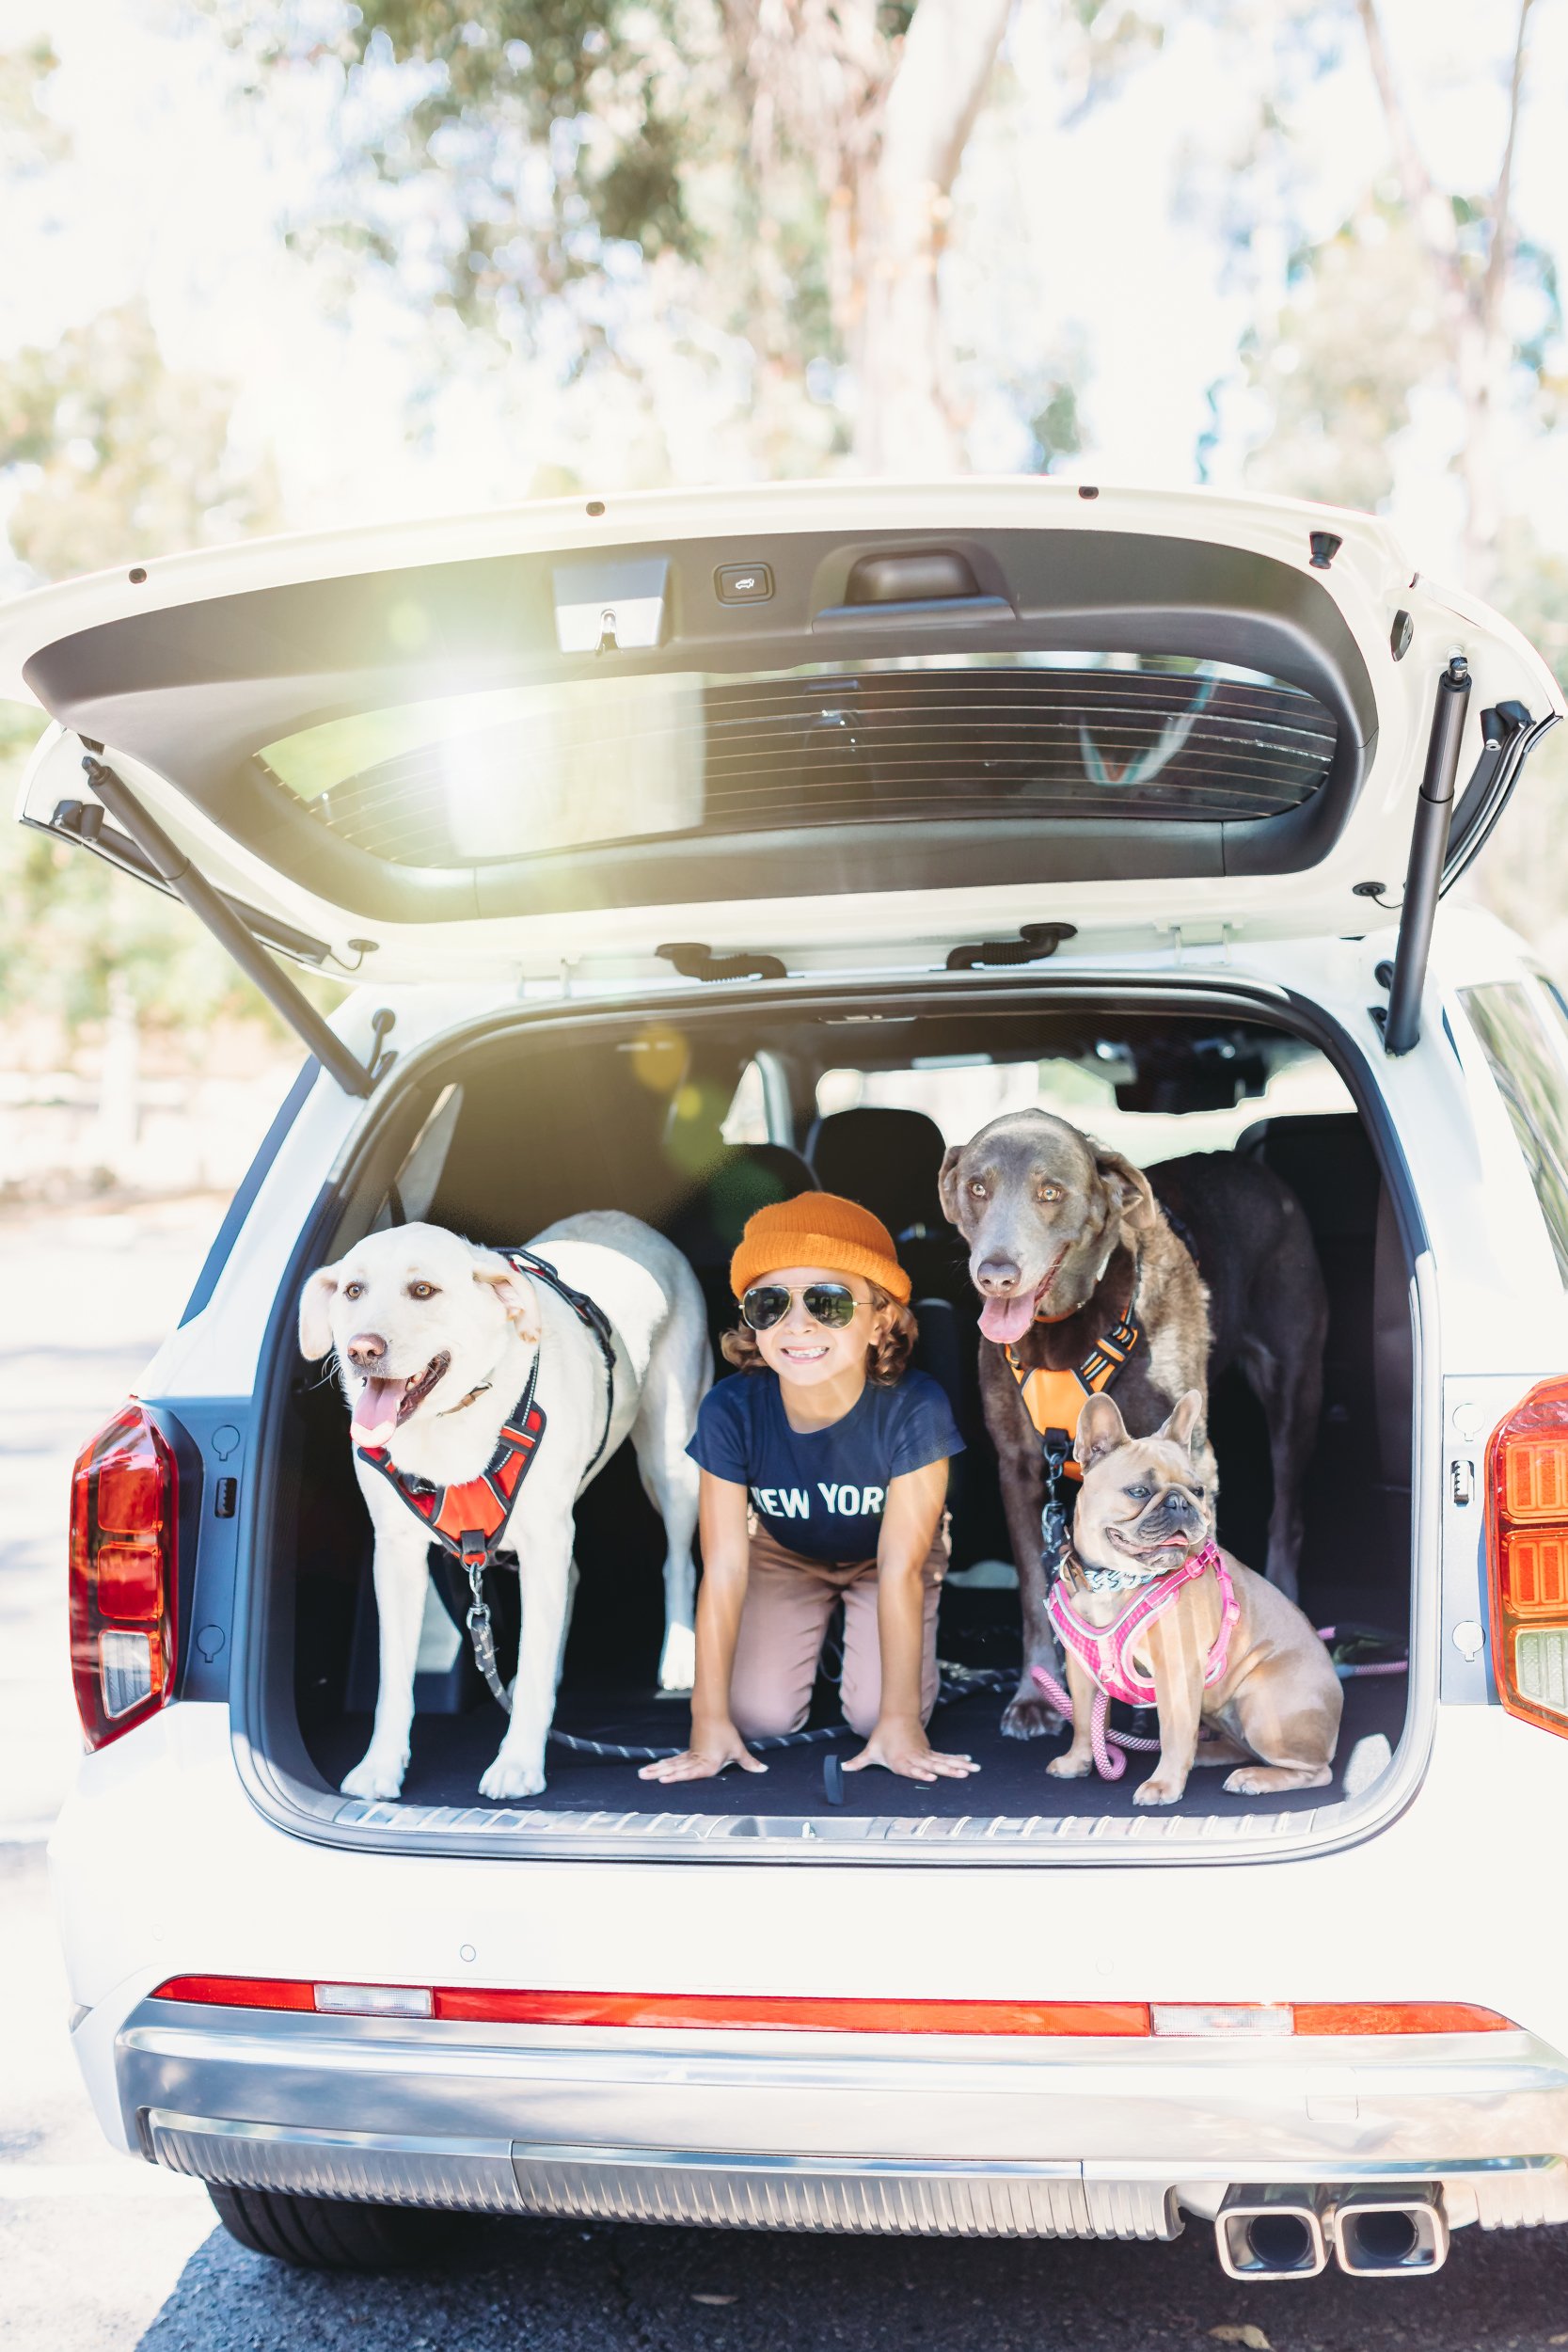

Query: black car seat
[
  {"left": 1236, "top": 1111, "right": 1411, "bottom": 1608},
  {"left": 666, "top": 1141, "right": 819, "bottom": 1343},
  {"left": 807, "top": 1107, "right": 969, "bottom": 1305},
  {"left": 807, "top": 1105, "right": 994, "bottom": 1558}
]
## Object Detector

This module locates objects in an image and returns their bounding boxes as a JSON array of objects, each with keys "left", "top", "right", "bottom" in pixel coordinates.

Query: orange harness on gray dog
[{"left": 1004, "top": 1307, "right": 1140, "bottom": 1481}]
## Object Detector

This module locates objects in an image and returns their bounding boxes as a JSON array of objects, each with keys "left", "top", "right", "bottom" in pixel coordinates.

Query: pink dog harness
[{"left": 1045, "top": 1541, "right": 1239, "bottom": 1710}]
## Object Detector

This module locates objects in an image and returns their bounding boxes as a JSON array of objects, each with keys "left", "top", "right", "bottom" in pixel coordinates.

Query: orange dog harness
[
  {"left": 1005, "top": 1309, "right": 1140, "bottom": 1479},
  {"left": 358, "top": 1382, "right": 546, "bottom": 1571},
  {"left": 355, "top": 1246, "right": 616, "bottom": 1572}
]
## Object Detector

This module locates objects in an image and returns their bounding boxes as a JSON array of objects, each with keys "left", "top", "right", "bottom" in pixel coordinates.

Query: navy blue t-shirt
[{"left": 688, "top": 1370, "right": 964, "bottom": 1564}]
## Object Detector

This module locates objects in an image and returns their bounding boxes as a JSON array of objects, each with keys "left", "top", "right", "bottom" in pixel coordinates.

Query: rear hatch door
[{"left": 5, "top": 482, "right": 1560, "bottom": 984}]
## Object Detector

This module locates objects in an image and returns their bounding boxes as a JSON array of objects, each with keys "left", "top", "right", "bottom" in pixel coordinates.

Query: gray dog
[{"left": 939, "top": 1111, "right": 1327, "bottom": 1736}]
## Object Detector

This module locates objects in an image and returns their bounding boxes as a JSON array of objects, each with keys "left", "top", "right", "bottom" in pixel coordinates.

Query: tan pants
[{"left": 728, "top": 1519, "right": 948, "bottom": 1740}]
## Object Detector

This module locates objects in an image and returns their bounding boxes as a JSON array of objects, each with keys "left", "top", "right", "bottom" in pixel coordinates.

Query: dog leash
[
  {"left": 544, "top": 1661, "right": 1019, "bottom": 1764},
  {"left": 1026, "top": 1657, "right": 1160, "bottom": 1781}
]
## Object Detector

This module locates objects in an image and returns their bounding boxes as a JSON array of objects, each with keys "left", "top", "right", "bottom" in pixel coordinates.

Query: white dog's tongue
[
  {"left": 980, "top": 1291, "right": 1037, "bottom": 1344},
  {"left": 352, "top": 1376, "right": 403, "bottom": 1438}
]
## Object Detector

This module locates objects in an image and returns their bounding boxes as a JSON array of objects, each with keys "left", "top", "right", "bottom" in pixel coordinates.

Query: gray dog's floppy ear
[
  {"left": 471, "top": 1247, "right": 542, "bottom": 1344},
  {"left": 1075, "top": 1391, "right": 1129, "bottom": 1473},
  {"left": 1091, "top": 1143, "right": 1160, "bottom": 1238},
  {"left": 937, "top": 1142, "right": 969, "bottom": 1231},
  {"left": 298, "top": 1266, "right": 340, "bottom": 1361},
  {"left": 1159, "top": 1388, "right": 1207, "bottom": 1460}
]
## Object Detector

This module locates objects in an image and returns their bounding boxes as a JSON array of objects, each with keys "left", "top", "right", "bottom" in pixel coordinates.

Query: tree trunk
[{"left": 851, "top": 0, "right": 1013, "bottom": 474}]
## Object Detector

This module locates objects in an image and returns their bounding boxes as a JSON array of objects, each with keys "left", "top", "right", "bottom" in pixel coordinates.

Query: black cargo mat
[{"left": 310, "top": 1668, "right": 1406, "bottom": 1823}]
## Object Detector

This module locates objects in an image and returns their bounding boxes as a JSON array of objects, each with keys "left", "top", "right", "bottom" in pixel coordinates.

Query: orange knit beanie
[{"left": 730, "top": 1191, "right": 911, "bottom": 1305}]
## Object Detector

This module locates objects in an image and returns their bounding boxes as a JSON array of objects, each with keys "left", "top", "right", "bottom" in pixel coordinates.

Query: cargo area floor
[{"left": 309, "top": 1668, "right": 1405, "bottom": 1822}]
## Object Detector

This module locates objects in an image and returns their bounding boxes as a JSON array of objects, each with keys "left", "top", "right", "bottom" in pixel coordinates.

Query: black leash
[
  {"left": 458, "top": 1248, "right": 618, "bottom": 1712},
  {"left": 543, "top": 1661, "right": 1017, "bottom": 1764}
]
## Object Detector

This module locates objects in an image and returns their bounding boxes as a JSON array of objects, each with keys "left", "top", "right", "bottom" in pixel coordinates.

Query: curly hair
[{"left": 721, "top": 1284, "right": 918, "bottom": 1387}]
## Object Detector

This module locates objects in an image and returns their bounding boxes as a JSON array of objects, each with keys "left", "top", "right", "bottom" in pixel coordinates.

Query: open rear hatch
[{"left": 5, "top": 482, "right": 1560, "bottom": 1010}]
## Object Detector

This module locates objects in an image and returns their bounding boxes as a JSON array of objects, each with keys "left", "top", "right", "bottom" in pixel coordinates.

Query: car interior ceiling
[{"left": 284, "top": 1001, "right": 1414, "bottom": 1820}]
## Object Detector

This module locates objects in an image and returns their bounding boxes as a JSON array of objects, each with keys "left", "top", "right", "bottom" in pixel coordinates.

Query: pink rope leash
[
  {"left": 1028, "top": 1662, "right": 1160, "bottom": 1781},
  {"left": 1030, "top": 1619, "right": 1410, "bottom": 1785}
]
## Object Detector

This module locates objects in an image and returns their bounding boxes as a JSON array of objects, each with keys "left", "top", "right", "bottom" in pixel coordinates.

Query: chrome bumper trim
[
  {"left": 143, "top": 2111, "right": 1568, "bottom": 2237},
  {"left": 146, "top": 2113, "right": 1178, "bottom": 2236}
]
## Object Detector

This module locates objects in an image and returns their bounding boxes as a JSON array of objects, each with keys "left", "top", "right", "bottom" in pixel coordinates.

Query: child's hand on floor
[
  {"left": 845, "top": 1717, "right": 981, "bottom": 1784},
  {"left": 639, "top": 1719, "right": 767, "bottom": 1782}
]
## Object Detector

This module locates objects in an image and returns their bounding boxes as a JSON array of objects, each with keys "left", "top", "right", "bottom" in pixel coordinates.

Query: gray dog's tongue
[
  {"left": 354, "top": 1375, "right": 403, "bottom": 1434},
  {"left": 979, "top": 1291, "right": 1037, "bottom": 1344}
]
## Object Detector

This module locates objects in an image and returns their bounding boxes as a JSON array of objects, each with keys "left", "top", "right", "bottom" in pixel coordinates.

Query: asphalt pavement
[{"left": 5, "top": 1195, "right": 1568, "bottom": 2350}]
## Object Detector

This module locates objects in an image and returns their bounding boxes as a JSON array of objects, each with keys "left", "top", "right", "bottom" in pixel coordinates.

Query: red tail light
[
  {"left": 70, "top": 1402, "right": 179, "bottom": 1748},
  {"left": 1487, "top": 1377, "right": 1568, "bottom": 1738}
]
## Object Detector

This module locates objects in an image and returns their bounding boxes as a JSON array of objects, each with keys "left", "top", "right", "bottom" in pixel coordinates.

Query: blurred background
[{"left": 1, "top": 0, "right": 1566, "bottom": 1208}]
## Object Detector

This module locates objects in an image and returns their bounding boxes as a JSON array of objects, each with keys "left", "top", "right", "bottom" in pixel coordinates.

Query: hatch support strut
[
  {"left": 80, "top": 755, "right": 375, "bottom": 1099},
  {"left": 1383, "top": 656, "right": 1472, "bottom": 1057}
]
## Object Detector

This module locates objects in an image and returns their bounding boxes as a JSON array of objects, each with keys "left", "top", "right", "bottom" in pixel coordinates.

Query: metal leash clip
[
  {"left": 465, "top": 1560, "right": 513, "bottom": 1713},
  {"left": 1038, "top": 1427, "right": 1072, "bottom": 1574}
]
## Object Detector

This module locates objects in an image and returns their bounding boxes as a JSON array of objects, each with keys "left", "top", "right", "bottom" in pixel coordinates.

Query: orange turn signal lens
[{"left": 1487, "top": 1379, "right": 1568, "bottom": 1736}]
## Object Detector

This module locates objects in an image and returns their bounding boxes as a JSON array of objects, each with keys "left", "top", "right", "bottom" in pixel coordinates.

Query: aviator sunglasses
[{"left": 739, "top": 1281, "right": 872, "bottom": 1333}]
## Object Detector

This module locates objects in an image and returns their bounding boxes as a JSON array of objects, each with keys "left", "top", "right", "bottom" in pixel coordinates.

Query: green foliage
[
  {"left": 1243, "top": 208, "right": 1447, "bottom": 513},
  {"left": 0, "top": 300, "right": 280, "bottom": 583},
  {"left": 0, "top": 703, "right": 340, "bottom": 1048}
]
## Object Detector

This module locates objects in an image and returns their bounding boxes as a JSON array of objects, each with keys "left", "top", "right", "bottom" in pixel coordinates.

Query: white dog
[{"left": 298, "top": 1212, "right": 710, "bottom": 1802}]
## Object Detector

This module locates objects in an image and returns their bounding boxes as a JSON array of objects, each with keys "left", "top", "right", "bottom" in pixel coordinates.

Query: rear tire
[{"left": 205, "top": 2183, "right": 454, "bottom": 2270}]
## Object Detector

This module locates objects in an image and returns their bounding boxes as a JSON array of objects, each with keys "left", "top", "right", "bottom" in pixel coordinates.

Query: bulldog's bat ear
[
  {"left": 298, "top": 1266, "right": 339, "bottom": 1361},
  {"left": 937, "top": 1143, "right": 968, "bottom": 1230},
  {"left": 1091, "top": 1143, "right": 1159, "bottom": 1236},
  {"left": 1075, "top": 1391, "right": 1129, "bottom": 1472},
  {"left": 471, "top": 1248, "right": 541, "bottom": 1344},
  {"left": 1159, "top": 1388, "right": 1206, "bottom": 1459}
]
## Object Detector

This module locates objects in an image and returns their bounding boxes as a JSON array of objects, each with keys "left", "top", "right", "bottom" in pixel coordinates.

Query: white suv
[{"left": 13, "top": 481, "right": 1568, "bottom": 2286}]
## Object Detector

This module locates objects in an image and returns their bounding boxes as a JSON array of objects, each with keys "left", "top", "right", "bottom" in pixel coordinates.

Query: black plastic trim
[
  {"left": 21, "top": 808, "right": 332, "bottom": 967},
  {"left": 1441, "top": 711, "right": 1560, "bottom": 894}
]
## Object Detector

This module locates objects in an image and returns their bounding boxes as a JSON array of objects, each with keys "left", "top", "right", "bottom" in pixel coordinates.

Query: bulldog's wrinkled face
[
  {"left": 938, "top": 1110, "right": 1158, "bottom": 1343},
  {"left": 1071, "top": 1390, "right": 1214, "bottom": 1574},
  {"left": 297, "top": 1222, "right": 539, "bottom": 1443}
]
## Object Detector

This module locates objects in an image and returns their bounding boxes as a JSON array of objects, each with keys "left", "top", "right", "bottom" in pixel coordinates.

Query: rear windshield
[
  {"left": 257, "top": 655, "right": 1338, "bottom": 870},
  {"left": 1461, "top": 979, "right": 1568, "bottom": 1284}
]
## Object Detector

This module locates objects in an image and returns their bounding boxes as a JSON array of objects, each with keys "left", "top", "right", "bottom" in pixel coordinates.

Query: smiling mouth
[
  {"left": 353, "top": 1351, "right": 451, "bottom": 1436},
  {"left": 977, "top": 1244, "right": 1071, "bottom": 1344},
  {"left": 1107, "top": 1520, "right": 1196, "bottom": 1559}
]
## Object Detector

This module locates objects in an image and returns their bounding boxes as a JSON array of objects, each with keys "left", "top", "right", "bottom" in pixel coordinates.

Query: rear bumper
[{"left": 118, "top": 1999, "right": 1568, "bottom": 2239}]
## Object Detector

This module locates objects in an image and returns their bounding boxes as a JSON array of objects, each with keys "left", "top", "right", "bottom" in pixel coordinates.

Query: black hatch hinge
[
  {"left": 75, "top": 755, "right": 377, "bottom": 1099},
  {"left": 946, "top": 923, "right": 1077, "bottom": 972},
  {"left": 657, "top": 941, "right": 788, "bottom": 983},
  {"left": 1378, "top": 658, "right": 1472, "bottom": 1057}
]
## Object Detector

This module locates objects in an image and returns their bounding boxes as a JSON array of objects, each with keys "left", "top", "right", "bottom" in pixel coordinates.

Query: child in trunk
[{"left": 641, "top": 1193, "right": 977, "bottom": 1787}]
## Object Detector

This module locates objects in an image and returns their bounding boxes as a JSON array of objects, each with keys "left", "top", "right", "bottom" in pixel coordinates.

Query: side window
[{"left": 1460, "top": 982, "right": 1568, "bottom": 1284}]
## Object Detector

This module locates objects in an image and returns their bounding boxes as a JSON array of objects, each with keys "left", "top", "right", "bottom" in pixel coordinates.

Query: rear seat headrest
[
  {"left": 1238, "top": 1113, "right": 1381, "bottom": 1241},
  {"left": 808, "top": 1106, "right": 949, "bottom": 1242},
  {"left": 668, "top": 1141, "right": 817, "bottom": 1263}
]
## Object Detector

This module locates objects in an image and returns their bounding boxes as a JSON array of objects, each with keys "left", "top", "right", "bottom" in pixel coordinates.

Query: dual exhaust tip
[{"left": 1215, "top": 2185, "right": 1449, "bottom": 2280}]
